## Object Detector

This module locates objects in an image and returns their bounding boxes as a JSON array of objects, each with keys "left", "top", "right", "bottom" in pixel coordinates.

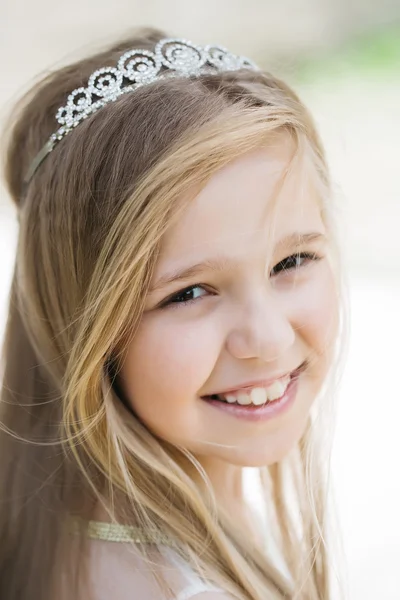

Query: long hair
[{"left": 0, "top": 27, "right": 349, "bottom": 600}]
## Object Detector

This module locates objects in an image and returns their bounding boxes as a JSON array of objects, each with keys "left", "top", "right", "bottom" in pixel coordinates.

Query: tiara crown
[{"left": 24, "top": 38, "right": 260, "bottom": 184}]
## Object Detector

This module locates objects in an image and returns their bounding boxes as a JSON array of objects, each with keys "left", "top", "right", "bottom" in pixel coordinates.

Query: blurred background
[{"left": 1, "top": 1, "right": 399, "bottom": 598}]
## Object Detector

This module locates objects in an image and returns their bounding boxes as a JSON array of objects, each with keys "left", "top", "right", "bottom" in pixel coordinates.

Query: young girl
[{"left": 0, "top": 27, "right": 348, "bottom": 600}]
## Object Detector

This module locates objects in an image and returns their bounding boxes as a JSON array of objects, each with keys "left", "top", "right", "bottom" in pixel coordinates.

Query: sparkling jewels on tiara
[{"left": 24, "top": 38, "right": 260, "bottom": 184}]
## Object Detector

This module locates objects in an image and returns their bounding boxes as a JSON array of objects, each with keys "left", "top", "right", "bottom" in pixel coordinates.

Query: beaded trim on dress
[{"left": 69, "top": 517, "right": 177, "bottom": 547}]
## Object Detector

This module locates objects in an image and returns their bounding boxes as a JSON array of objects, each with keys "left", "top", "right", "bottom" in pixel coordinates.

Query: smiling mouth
[{"left": 201, "top": 363, "right": 305, "bottom": 407}]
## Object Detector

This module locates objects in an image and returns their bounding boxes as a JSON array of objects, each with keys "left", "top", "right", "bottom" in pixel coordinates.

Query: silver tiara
[{"left": 24, "top": 38, "right": 260, "bottom": 184}]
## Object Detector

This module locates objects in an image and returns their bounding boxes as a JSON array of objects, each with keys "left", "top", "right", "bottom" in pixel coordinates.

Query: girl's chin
[
  {"left": 205, "top": 418, "right": 310, "bottom": 467},
  {"left": 219, "top": 449, "right": 295, "bottom": 468}
]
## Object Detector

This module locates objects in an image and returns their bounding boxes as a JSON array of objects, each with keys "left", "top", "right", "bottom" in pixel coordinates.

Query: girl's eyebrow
[{"left": 150, "top": 231, "right": 326, "bottom": 292}]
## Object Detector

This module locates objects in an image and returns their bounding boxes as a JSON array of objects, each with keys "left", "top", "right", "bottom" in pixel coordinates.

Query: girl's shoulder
[{"left": 75, "top": 520, "right": 231, "bottom": 600}]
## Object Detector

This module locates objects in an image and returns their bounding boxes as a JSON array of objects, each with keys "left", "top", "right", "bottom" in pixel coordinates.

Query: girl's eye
[
  {"left": 270, "top": 252, "right": 321, "bottom": 277},
  {"left": 161, "top": 284, "right": 210, "bottom": 309}
]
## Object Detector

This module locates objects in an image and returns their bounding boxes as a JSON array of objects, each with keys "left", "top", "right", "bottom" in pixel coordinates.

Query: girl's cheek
[
  {"left": 125, "top": 314, "right": 222, "bottom": 397},
  {"left": 289, "top": 266, "right": 339, "bottom": 356},
  {"left": 119, "top": 316, "right": 223, "bottom": 442}
]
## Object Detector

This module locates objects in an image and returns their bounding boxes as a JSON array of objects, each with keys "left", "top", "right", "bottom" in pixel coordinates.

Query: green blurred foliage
[{"left": 292, "top": 23, "right": 400, "bottom": 82}]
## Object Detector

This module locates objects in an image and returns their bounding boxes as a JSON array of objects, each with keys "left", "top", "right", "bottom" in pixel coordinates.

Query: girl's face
[{"left": 119, "top": 137, "right": 338, "bottom": 466}]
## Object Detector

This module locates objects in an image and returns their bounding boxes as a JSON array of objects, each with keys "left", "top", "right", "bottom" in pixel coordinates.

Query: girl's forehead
[{"left": 158, "top": 144, "right": 323, "bottom": 264}]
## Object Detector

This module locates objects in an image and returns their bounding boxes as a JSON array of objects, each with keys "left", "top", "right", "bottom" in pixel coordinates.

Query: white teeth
[
  {"left": 237, "top": 393, "right": 251, "bottom": 405},
  {"left": 225, "top": 394, "right": 237, "bottom": 404},
  {"left": 250, "top": 387, "right": 267, "bottom": 406},
  {"left": 218, "top": 374, "right": 291, "bottom": 406},
  {"left": 266, "top": 380, "right": 286, "bottom": 401}
]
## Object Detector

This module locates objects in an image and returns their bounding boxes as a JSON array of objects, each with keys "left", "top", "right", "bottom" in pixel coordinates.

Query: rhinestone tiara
[{"left": 24, "top": 38, "right": 260, "bottom": 184}]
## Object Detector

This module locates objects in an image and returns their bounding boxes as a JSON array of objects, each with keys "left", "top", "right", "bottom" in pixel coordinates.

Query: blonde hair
[{"left": 0, "top": 27, "right": 349, "bottom": 600}]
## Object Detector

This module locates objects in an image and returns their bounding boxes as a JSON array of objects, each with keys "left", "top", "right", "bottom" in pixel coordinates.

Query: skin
[{"left": 118, "top": 135, "right": 339, "bottom": 530}]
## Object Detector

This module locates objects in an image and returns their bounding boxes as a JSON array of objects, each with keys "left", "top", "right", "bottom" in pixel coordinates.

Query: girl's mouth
[
  {"left": 201, "top": 364, "right": 304, "bottom": 406},
  {"left": 200, "top": 367, "right": 303, "bottom": 422},
  {"left": 204, "top": 374, "right": 291, "bottom": 407}
]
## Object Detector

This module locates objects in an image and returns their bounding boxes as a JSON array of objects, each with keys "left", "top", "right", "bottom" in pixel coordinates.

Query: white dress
[
  {"left": 80, "top": 474, "right": 276, "bottom": 599},
  {"left": 82, "top": 519, "right": 231, "bottom": 600}
]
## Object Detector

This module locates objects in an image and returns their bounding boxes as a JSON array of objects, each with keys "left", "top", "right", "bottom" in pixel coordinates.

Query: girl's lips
[
  {"left": 201, "top": 362, "right": 305, "bottom": 399},
  {"left": 201, "top": 374, "right": 300, "bottom": 422}
]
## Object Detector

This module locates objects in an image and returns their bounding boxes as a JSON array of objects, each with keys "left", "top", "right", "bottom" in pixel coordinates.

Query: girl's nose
[{"left": 225, "top": 292, "right": 295, "bottom": 362}]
